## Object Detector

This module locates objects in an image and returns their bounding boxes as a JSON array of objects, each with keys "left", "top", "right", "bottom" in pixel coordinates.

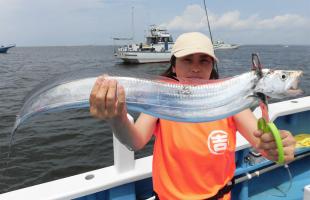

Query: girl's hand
[
  {"left": 89, "top": 75, "right": 127, "bottom": 122},
  {"left": 254, "top": 130, "right": 296, "bottom": 163}
]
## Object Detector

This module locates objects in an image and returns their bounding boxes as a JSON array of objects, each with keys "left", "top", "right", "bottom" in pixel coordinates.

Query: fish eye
[{"left": 281, "top": 73, "right": 287, "bottom": 81}]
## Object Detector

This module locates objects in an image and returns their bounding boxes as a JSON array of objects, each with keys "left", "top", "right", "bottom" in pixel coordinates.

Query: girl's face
[{"left": 173, "top": 53, "right": 214, "bottom": 79}]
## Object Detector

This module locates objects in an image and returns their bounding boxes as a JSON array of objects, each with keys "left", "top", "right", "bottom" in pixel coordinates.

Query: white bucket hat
[{"left": 172, "top": 32, "right": 218, "bottom": 63}]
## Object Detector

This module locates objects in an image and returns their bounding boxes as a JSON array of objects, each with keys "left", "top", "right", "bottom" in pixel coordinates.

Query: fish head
[{"left": 255, "top": 69, "right": 303, "bottom": 99}]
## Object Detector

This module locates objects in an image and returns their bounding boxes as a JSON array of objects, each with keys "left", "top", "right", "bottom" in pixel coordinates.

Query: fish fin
[{"left": 251, "top": 53, "right": 263, "bottom": 77}]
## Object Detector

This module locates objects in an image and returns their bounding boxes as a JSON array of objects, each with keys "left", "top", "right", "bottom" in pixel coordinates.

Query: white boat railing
[{"left": 113, "top": 114, "right": 135, "bottom": 173}]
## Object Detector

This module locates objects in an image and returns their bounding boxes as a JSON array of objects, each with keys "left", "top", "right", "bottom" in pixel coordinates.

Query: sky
[{"left": 0, "top": 0, "right": 309, "bottom": 46}]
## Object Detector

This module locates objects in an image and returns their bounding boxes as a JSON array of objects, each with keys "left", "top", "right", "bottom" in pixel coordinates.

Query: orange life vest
[{"left": 153, "top": 117, "right": 237, "bottom": 200}]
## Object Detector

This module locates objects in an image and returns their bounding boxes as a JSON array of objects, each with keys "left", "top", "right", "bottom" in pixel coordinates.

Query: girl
[{"left": 89, "top": 32, "right": 296, "bottom": 200}]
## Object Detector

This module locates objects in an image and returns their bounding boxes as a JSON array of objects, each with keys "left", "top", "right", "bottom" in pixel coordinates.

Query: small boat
[
  {"left": 0, "top": 44, "right": 16, "bottom": 53},
  {"left": 114, "top": 25, "right": 174, "bottom": 64},
  {"left": 1, "top": 96, "right": 309, "bottom": 200},
  {"left": 213, "top": 40, "right": 240, "bottom": 50}
]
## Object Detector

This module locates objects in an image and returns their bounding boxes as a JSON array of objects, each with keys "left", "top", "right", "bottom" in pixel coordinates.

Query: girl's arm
[
  {"left": 233, "top": 109, "right": 296, "bottom": 162},
  {"left": 90, "top": 76, "right": 157, "bottom": 151},
  {"left": 109, "top": 113, "right": 157, "bottom": 151},
  {"left": 233, "top": 109, "right": 260, "bottom": 146}
]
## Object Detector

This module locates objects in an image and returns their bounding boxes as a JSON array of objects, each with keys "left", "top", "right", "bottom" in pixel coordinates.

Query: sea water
[{"left": 0, "top": 45, "right": 309, "bottom": 193}]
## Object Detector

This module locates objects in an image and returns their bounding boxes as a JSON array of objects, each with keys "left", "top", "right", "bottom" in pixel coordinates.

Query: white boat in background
[
  {"left": 114, "top": 25, "right": 174, "bottom": 64},
  {"left": 213, "top": 40, "right": 240, "bottom": 50},
  {"left": 0, "top": 44, "right": 15, "bottom": 53},
  {"left": 1, "top": 96, "right": 309, "bottom": 200}
]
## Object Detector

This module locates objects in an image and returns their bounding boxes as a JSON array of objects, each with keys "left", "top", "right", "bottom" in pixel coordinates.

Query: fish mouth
[
  {"left": 287, "top": 72, "right": 303, "bottom": 95},
  {"left": 290, "top": 80, "right": 299, "bottom": 90},
  {"left": 287, "top": 88, "right": 304, "bottom": 96}
]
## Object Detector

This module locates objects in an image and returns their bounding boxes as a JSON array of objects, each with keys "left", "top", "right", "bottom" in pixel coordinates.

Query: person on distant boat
[
  {"left": 139, "top": 43, "right": 143, "bottom": 50},
  {"left": 89, "top": 32, "right": 296, "bottom": 200}
]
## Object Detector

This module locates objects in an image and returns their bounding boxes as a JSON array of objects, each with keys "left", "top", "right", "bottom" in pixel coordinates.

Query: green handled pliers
[
  {"left": 257, "top": 101, "right": 285, "bottom": 164},
  {"left": 252, "top": 53, "right": 285, "bottom": 164}
]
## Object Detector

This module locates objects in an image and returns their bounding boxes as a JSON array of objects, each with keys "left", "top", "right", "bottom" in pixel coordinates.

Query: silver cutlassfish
[{"left": 12, "top": 67, "right": 303, "bottom": 134}]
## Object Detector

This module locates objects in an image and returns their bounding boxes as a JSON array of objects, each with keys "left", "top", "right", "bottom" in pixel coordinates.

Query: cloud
[
  {"left": 160, "top": 4, "right": 206, "bottom": 31},
  {"left": 161, "top": 4, "right": 309, "bottom": 32},
  {"left": 257, "top": 14, "right": 307, "bottom": 29}
]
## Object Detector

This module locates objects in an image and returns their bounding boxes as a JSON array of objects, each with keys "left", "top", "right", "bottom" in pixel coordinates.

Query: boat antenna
[
  {"left": 131, "top": 6, "right": 135, "bottom": 41},
  {"left": 111, "top": 6, "right": 135, "bottom": 54},
  {"left": 203, "top": 0, "right": 214, "bottom": 44}
]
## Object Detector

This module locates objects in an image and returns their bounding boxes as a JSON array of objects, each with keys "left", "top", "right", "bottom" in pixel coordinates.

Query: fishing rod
[
  {"left": 203, "top": 0, "right": 214, "bottom": 44},
  {"left": 202, "top": 0, "right": 219, "bottom": 77}
]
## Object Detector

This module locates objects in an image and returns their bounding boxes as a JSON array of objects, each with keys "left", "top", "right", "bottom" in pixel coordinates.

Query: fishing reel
[{"left": 244, "top": 148, "right": 268, "bottom": 166}]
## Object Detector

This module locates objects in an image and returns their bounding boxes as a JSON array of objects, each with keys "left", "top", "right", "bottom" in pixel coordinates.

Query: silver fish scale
[{"left": 118, "top": 72, "right": 258, "bottom": 110}]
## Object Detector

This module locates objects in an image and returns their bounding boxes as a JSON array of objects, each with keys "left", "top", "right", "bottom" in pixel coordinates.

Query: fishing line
[{"left": 270, "top": 164, "right": 293, "bottom": 197}]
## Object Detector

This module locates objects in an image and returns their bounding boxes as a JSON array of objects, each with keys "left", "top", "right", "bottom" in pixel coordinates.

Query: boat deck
[{"left": 246, "top": 154, "right": 309, "bottom": 200}]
